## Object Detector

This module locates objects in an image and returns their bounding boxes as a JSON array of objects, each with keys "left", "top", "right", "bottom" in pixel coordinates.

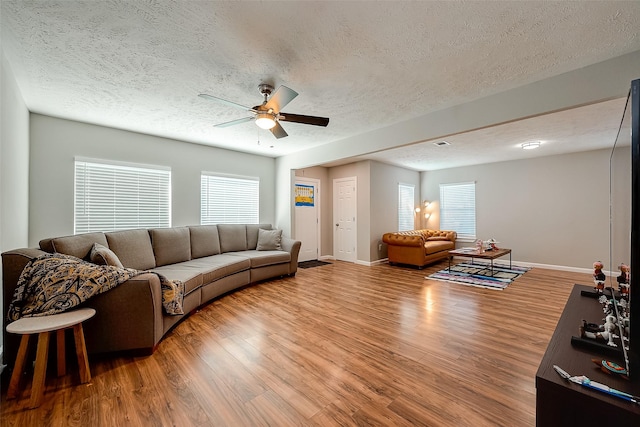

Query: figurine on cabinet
[
  {"left": 580, "top": 315, "right": 618, "bottom": 347},
  {"left": 617, "top": 263, "right": 630, "bottom": 299},
  {"left": 593, "top": 261, "right": 606, "bottom": 294}
]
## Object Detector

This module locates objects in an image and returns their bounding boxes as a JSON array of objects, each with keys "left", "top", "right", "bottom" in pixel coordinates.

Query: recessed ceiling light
[
  {"left": 433, "top": 140, "right": 450, "bottom": 147},
  {"left": 521, "top": 141, "right": 541, "bottom": 150}
]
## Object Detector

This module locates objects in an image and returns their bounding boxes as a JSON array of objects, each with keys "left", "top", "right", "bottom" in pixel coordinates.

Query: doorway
[
  {"left": 333, "top": 177, "right": 357, "bottom": 262},
  {"left": 294, "top": 177, "right": 321, "bottom": 262}
]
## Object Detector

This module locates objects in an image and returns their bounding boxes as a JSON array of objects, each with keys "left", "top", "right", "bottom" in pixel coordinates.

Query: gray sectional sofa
[{"left": 2, "top": 224, "right": 300, "bottom": 367}]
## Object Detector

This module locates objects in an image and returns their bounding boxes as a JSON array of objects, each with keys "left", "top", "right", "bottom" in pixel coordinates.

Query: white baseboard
[
  {"left": 449, "top": 257, "right": 607, "bottom": 276},
  {"left": 316, "top": 256, "right": 387, "bottom": 267},
  {"left": 321, "top": 256, "right": 594, "bottom": 274},
  {"left": 355, "top": 258, "right": 389, "bottom": 267},
  {"left": 505, "top": 260, "right": 617, "bottom": 276}
]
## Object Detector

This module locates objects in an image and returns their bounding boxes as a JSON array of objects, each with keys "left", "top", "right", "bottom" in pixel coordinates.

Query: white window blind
[
  {"left": 439, "top": 182, "right": 476, "bottom": 239},
  {"left": 74, "top": 159, "right": 171, "bottom": 234},
  {"left": 201, "top": 174, "right": 259, "bottom": 224},
  {"left": 398, "top": 183, "right": 415, "bottom": 231}
]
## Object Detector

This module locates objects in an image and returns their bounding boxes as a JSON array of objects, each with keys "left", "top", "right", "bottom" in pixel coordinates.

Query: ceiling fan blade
[
  {"left": 198, "top": 93, "right": 254, "bottom": 111},
  {"left": 279, "top": 112, "right": 330, "bottom": 127},
  {"left": 270, "top": 121, "right": 288, "bottom": 139},
  {"left": 265, "top": 85, "right": 298, "bottom": 112},
  {"left": 214, "top": 116, "right": 254, "bottom": 128}
]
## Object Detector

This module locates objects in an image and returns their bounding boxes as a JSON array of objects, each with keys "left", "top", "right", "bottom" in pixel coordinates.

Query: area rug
[
  {"left": 298, "top": 260, "right": 332, "bottom": 269},
  {"left": 426, "top": 262, "right": 530, "bottom": 290}
]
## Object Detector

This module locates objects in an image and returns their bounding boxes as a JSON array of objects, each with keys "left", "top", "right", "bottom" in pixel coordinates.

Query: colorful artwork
[{"left": 295, "top": 184, "right": 314, "bottom": 206}]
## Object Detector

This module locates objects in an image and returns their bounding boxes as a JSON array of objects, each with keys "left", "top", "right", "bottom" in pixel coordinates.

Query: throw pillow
[
  {"left": 90, "top": 243, "right": 124, "bottom": 268},
  {"left": 256, "top": 229, "right": 282, "bottom": 251}
]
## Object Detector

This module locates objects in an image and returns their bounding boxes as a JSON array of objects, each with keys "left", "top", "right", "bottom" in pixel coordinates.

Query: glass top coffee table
[{"left": 448, "top": 248, "right": 512, "bottom": 276}]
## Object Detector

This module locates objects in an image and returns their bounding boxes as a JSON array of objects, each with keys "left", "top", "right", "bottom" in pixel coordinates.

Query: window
[
  {"left": 201, "top": 173, "right": 259, "bottom": 224},
  {"left": 74, "top": 159, "right": 171, "bottom": 234},
  {"left": 439, "top": 182, "right": 476, "bottom": 239},
  {"left": 398, "top": 183, "right": 415, "bottom": 231}
]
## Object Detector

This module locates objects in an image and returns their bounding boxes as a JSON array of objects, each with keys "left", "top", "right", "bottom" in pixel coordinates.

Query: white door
[
  {"left": 294, "top": 177, "right": 320, "bottom": 262},
  {"left": 333, "top": 177, "right": 357, "bottom": 262}
]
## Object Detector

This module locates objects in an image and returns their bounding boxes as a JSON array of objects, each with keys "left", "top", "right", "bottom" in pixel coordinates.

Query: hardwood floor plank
[
  {"left": 220, "top": 335, "right": 323, "bottom": 419},
  {"left": 1, "top": 260, "right": 589, "bottom": 426}
]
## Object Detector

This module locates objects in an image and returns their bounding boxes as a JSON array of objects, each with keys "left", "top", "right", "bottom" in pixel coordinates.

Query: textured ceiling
[
  {"left": 358, "top": 97, "right": 631, "bottom": 171},
  {"left": 2, "top": 1, "right": 640, "bottom": 169}
]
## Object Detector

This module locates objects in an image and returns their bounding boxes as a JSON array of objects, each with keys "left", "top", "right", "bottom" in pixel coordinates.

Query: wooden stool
[{"left": 6, "top": 308, "right": 96, "bottom": 408}]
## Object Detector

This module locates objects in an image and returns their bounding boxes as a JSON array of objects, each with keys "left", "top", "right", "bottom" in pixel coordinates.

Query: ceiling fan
[{"left": 198, "top": 84, "right": 329, "bottom": 139}]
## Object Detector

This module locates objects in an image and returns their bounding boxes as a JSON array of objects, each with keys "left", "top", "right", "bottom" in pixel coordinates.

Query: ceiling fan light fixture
[{"left": 255, "top": 113, "right": 276, "bottom": 129}]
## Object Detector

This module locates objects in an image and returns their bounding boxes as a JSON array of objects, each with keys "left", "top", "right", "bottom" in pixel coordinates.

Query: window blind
[
  {"left": 439, "top": 182, "right": 476, "bottom": 239},
  {"left": 74, "top": 159, "right": 171, "bottom": 234},
  {"left": 398, "top": 183, "right": 415, "bottom": 231},
  {"left": 201, "top": 174, "right": 259, "bottom": 224}
]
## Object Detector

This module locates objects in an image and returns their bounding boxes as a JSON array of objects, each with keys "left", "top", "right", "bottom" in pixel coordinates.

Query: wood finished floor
[{"left": 0, "top": 260, "right": 591, "bottom": 426}]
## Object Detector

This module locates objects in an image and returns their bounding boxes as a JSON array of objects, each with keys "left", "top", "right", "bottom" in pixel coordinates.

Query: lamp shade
[{"left": 255, "top": 113, "right": 276, "bottom": 129}]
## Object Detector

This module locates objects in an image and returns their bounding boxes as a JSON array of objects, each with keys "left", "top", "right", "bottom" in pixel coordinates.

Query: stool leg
[
  {"left": 7, "top": 334, "right": 31, "bottom": 400},
  {"left": 73, "top": 323, "right": 91, "bottom": 383},
  {"left": 29, "top": 332, "right": 50, "bottom": 408},
  {"left": 57, "top": 329, "right": 66, "bottom": 377}
]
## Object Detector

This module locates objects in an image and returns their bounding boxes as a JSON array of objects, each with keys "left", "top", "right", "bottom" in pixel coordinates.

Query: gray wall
[
  {"left": 29, "top": 114, "right": 276, "bottom": 246},
  {"left": 421, "top": 148, "right": 630, "bottom": 270},
  {"left": 370, "top": 161, "right": 420, "bottom": 261},
  {"left": 0, "top": 53, "right": 29, "bottom": 250},
  {"left": 298, "top": 160, "right": 419, "bottom": 263},
  {"left": 298, "top": 150, "right": 628, "bottom": 269},
  {"left": 1, "top": 51, "right": 30, "bottom": 352}
]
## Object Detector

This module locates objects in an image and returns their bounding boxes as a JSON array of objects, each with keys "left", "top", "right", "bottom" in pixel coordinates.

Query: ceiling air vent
[{"left": 433, "top": 140, "right": 450, "bottom": 147}]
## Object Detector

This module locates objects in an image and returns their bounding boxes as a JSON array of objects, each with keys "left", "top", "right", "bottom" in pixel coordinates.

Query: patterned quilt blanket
[{"left": 7, "top": 253, "right": 184, "bottom": 321}]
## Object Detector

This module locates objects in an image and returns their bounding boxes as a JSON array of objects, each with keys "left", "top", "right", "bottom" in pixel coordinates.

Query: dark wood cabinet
[{"left": 536, "top": 284, "right": 640, "bottom": 426}]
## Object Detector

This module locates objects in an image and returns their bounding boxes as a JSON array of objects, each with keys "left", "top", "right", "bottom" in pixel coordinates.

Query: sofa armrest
[
  {"left": 2, "top": 249, "right": 165, "bottom": 361},
  {"left": 281, "top": 237, "right": 302, "bottom": 275},
  {"left": 82, "top": 272, "right": 164, "bottom": 355},
  {"left": 382, "top": 233, "right": 425, "bottom": 247},
  {"left": 2, "top": 249, "right": 49, "bottom": 366},
  {"left": 2, "top": 248, "right": 48, "bottom": 320}
]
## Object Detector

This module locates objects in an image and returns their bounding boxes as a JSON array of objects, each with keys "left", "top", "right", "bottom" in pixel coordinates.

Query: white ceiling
[
  {"left": 358, "top": 96, "right": 631, "bottom": 171},
  {"left": 2, "top": 1, "right": 640, "bottom": 170}
]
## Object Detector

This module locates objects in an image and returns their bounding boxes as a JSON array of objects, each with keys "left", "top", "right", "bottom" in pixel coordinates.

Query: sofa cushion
[
  {"left": 246, "top": 224, "right": 272, "bottom": 249},
  {"left": 228, "top": 250, "right": 291, "bottom": 268},
  {"left": 149, "top": 265, "right": 203, "bottom": 296},
  {"left": 106, "top": 229, "right": 156, "bottom": 270},
  {"left": 90, "top": 243, "right": 124, "bottom": 268},
  {"left": 256, "top": 229, "right": 282, "bottom": 251},
  {"left": 189, "top": 225, "right": 221, "bottom": 258},
  {"left": 45, "top": 232, "right": 109, "bottom": 259},
  {"left": 427, "top": 230, "right": 457, "bottom": 241},
  {"left": 150, "top": 227, "right": 191, "bottom": 267},
  {"left": 217, "top": 224, "right": 247, "bottom": 253},
  {"left": 180, "top": 255, "right": 251, "bottom": 283},
  {"left": 424, "top": 240, "right": 454, "bottom": 255}
]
